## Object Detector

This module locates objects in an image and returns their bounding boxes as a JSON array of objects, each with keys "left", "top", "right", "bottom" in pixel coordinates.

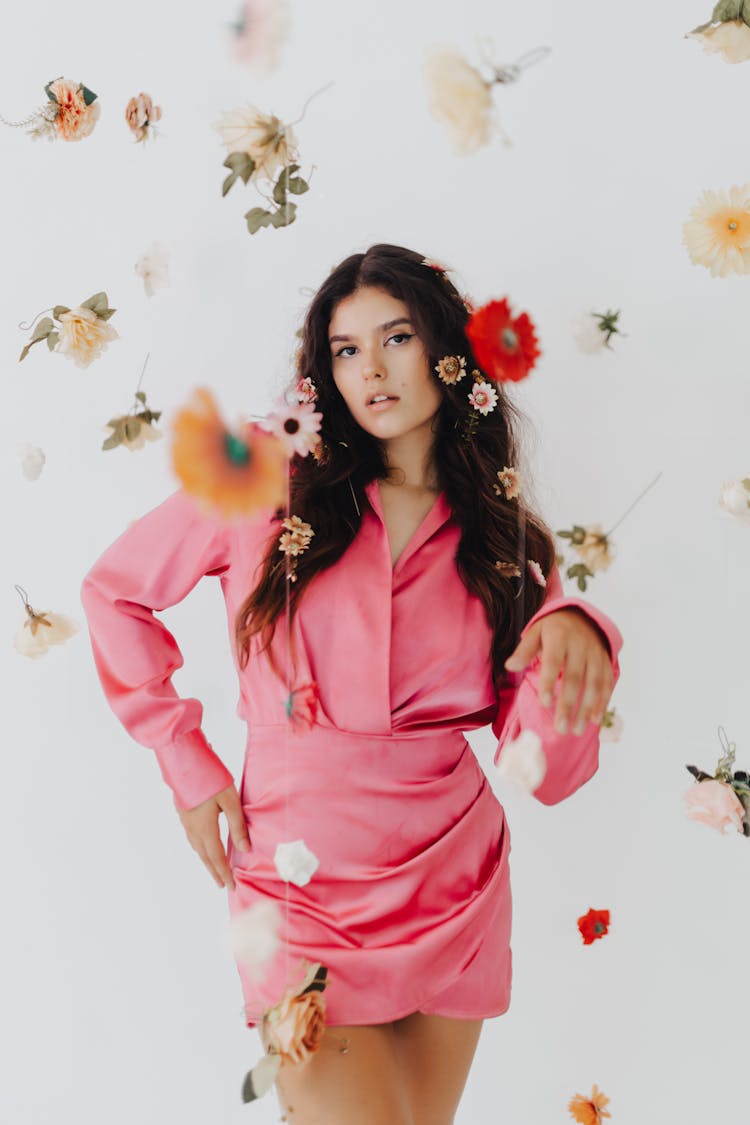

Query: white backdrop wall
[{"left": 2, "top": 2, "right": 749, "bottom": 1122}]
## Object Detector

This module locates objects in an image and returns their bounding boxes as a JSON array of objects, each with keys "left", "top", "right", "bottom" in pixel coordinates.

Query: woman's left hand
[{"left": 504, "top": 608, "right": 615, "bottom": 736}]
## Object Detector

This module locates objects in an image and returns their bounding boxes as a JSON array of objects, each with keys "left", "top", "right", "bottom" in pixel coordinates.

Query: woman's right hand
[{"left": 177, "top": 783, "right": 252, "bottom": 890}]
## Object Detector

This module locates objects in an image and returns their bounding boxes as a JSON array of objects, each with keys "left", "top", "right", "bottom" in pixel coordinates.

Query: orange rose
[{"left": 266, "top": 989, "right": 326, "bottom": 1066}]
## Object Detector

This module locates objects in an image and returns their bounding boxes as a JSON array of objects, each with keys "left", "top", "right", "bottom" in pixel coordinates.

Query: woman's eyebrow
[{"left": 329, "top": 318, "right": 413, "bottom": 345}]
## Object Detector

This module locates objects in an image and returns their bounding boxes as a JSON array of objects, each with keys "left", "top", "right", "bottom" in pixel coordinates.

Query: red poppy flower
[
  {"left": 577, "top": 908, "right": 610, "bottom": 945},
  {"left": 285, "top": 681, "right": 320, "bottom": 732},
  {"left": 465, "top": 297, "right": 541, "bottom": 383}
]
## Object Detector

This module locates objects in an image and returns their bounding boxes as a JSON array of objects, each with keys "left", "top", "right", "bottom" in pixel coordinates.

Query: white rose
[
  {"left": 134, "top": 241, "right": 170, "bottom": 297},
  {"left": 56, "top": 307, "right": 119, "bottom": 369},
  {"left": 423, "top": 45, "right": 494, "bottom": 155},
  {"left": 719, "top": 479, "right": 750, "bottom": 524},
  {"left": 572, "top": 313, "right": 606, "bottom": 354},
  {"left": 494, "top": 729, "right": 547, "bottom": 794},
  {"left": 228, "top": 899, "right": 282, "bottom": 980},
  {"left": 18, "top": 443, "right": 46, "bottom": 480},
  {"left": 274, "top": 839, "right": 319, "bottom": 886}
]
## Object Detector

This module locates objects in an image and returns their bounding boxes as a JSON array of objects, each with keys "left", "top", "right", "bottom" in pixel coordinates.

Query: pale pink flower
[
  {"left": 684, "top": 779, "right": 745, "bottom": 835},
  {"left": 125, "top": 92, "right": 162, "bottom": 142},
  {"left": 494, "top": 729, "right": 547, "bottom": 794},
  {"left": 231, "top": 0, "right": 290, "bottom": 75},
  {"left": 228, "top": 899, "right": 282, "bottom": 981},
  {"left": 527, "top": 559, "right": 546, "bottom": 587},
  {"left": 265, "top": 399, "right": 322, "bottom": 458},
  {"left": 294, "top": 376, "right": 318, "bottom": 404},
  {"left": 719, "top": 479, "right": 750, "bottom": 526},
  {"left": 47, "top": 78, "right": 101, "bottom": 141},
  {"left": 468, "top": 379, "right": 498, "bottom": 415}
]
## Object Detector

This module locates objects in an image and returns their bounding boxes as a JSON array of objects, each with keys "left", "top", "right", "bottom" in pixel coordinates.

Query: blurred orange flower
[
  {"left": 171, "top": 387, "right": 286, "bottom": 520},
  {"left": 568, "top": 1084, "right": 611, "bottom": 1124}
]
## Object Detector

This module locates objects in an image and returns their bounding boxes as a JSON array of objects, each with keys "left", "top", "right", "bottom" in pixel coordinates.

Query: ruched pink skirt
[{"left": 226, "top": 724, "right": 513, "bottom": 1027}]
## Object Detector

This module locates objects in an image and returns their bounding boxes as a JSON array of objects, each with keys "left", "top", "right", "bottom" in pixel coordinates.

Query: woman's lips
[{"left": 367, "top": 396, "right": 399, "bottom": 412}]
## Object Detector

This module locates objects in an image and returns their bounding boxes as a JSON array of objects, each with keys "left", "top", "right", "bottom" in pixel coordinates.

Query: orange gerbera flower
[
  {"left": 568, "top": 1084, "right": 611, "bottom": 1124},
  {"left": 466, "top": 297, "right": 541, "bottom": 383},
  {"left": 171, "top": 387, "right": 286, "bottom": 520}
]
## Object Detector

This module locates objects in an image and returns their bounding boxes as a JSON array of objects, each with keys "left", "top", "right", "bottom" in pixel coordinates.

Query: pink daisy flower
[
  {"left": 468, "top": 379, "right": 498, "bottom": 415},
  {"left": 265, "top": 398, "right": 322, "bottom": 458}
]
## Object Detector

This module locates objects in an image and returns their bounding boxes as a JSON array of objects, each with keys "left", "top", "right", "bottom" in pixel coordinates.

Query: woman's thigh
[
  {"left": 390, "top": 1011, "right": 484, "bottom": 1125},
  {"left": 259, "top": 1021, "right": 414, "bottom": 1125}
]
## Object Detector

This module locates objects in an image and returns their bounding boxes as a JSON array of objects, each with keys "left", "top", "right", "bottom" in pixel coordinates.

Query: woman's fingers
[
  {"left": 553, "top": 643, "right": 587, "bottom": 734},
  {"left": 217, "top": 786, "right": 252, "bottom": 852}
]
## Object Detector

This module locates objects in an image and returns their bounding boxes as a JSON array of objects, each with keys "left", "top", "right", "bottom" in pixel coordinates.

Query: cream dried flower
[
  {"left": 18, "top": 443, "right": 46, "bottom": 480},
  {"left": 682, "top": 184, "right": 750, "bottom": 277},
  {"left": 719, "top": 478, "right": 750, "bottom": 525},
  {"left": 424, "top": 45, "right": 494, "bottom": 154},
  {"left": 527, "top": 559, "right": 546, "bottom": 587},
  {"left": 14, "top": 608, "right": 79, "bottom": 658},
  {"left": 574, "top": 525, "right": 614, "bottom": 573},
  {"left": 600, "top": 708, "right": 623, "bottom": 742},
  {"left": 434, "top": 354, "right": 467, "bottom": 384},
  {"left": 494, "top": 466, "right": 520, "bottom": 499},
  {"left": 274, "top": 839, "right": 319, "bottom": 886},
  {"left": 134, "top": 241, "right": 170, "bottom": 297},
  {"left": 686, "top": 18, "right": 750, "bottom": 64},
  {"left": 213, "top": 105, "right": 298, "bottom": 181},
  {"left": 56, "top": 307, "right": 119, "bottom": 368}
]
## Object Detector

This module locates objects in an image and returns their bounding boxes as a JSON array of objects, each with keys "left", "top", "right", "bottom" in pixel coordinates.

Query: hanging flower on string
[
  {"left": 13, "top": 585, "right": 79, "bottom": 659},
  {"left": 466, "top": 297, "right": 541, "bottom": 383},
  {"left": 423, "top": 42, "right": 551, "bottom": 154},
  {"left": 19, "top": 292, "right": 119, "bottom": 368},
  {"left": 171, "top": 386, "right": 287, "bottom": 520},
  {"left": 719, "top": 477, "right": 750, "bottom": 525},
  {"left": 572, "top": 309, "right": 625, "bottom": 353},
  {"left": 278, "top": 515, "right": 314, "bottom": 581},
  {"left": 18, "top": 443, "right": 46, "bottom": 481},
  {"left": 686, "top": 3, "right": 750, "bottom": 63},
  {"left": 568, "top": 1083, "right": 612, "bottom": 1123},
  {"left": 599, "top": 708, "right": 623, "bottom": 742},
  {"left": 685, "top": 726, "right": 750, "bottom": 837},
  {"left": 229, "top": 0, "right": 290, "bottom": 75},
  {"left": 682, "top": 184, "right": 750, "bottom": 277},
  {"left": 263, "top": 396, "right": 322, "bottom": 458},
  {"left": 577, "top": 908, "right": 611, "bottom": 946},
  {"left": 274, "top": 839, "right": 320, "bottom": 886},
  {"left": 134, "top": 241, "right": 170, "bottom": 298},
  {"left": 102, "top": 358, "right": 162, "bottom": 453},
  {"left": 242, "top": 961, "right": 329, "bottom": 1103},
  {"left": 0, "top": 77, "right": 100, "bottom": 142},
  {"left": 124, "top": 92, "right": 162, "bottom": 143}
]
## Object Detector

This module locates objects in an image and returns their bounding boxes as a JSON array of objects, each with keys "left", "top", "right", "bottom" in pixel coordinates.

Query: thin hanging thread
[
  {"left": 283, "top": 456, "right": 291, "bottom": 989},
  {"left": 603, "top": 471, "right": 662, "bottom": 538}
]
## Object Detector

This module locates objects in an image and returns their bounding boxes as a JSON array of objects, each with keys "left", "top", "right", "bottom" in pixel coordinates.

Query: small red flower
[
  {"left": 285, "top": 681, "right": 320, "bottom": 732},
  {"left": 466, "top": 297, "right": 541, "bottom": 383},
  {"left": 577, "top": 908, "right": 610, "bottom": 945}
]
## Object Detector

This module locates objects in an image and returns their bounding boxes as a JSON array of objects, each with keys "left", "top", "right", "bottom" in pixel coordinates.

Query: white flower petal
[
  {"left": 228, "top": 899, "right": 282, "bottom": 980},
  {"left": 18, "top": 443, "right": 46, "bottom": 480},
  {"left": 274, "top": 839, "right": 319, "bottom": 886},
  {"left": 494, "top": 729, "right": 547, "bottom": 794}
]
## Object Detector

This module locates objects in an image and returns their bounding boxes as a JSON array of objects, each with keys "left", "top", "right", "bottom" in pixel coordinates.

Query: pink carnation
[{"left": 684, "top": 779, "right": 745, "bottom": 835}]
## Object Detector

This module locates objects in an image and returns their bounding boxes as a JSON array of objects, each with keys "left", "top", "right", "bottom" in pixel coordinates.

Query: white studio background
[{"left": 1, "top": 2, "right": 748, "bottom": 1123}]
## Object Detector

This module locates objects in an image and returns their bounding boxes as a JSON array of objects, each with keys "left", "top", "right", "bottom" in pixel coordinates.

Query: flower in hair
[
  {"left": 265, "top": 397, "right": 322, "bottom": 458},
  {"left": 19, "top": 292, "right": 119, "bottom": 368},
  {"left": 278, "top": 515, "right": 314, "bottom": 581},
  {"left": 422, "top": 256, "right": 450, "bottom": 274},
  {"left": 435, "top": 354, "right": 467, "bottom": 384},
  {"left": 214, "top": 104, "right": 310, "bottom": 234},
  {"left": 0, "top": 77, "right": 100, "bottom": 142},
  {"left": 171, "top": 387, "right": 287, "bottom": 519},
  {"left": 495, "top": 560, "right": 522, "bottom": 578},
  {"left": 466, "top": 297, "right": 540, "bottom": 383},
  {"left": 527, "top": 559, "right": 546, "bottom": 587},
  {"left": 686, "top": 10, "right": 750, "bottom": 64},
  {"left": 467, "top": 378, "right": 498, "bottom": 415},
  {"left": 494, "top": 466, "right": 520, "bottom": 499},
  {"left": 294, "top": 376, "right": 318, "bottom": 404},
  {"left": 682, "top": 184, "right": 750, "bottom": 276}
]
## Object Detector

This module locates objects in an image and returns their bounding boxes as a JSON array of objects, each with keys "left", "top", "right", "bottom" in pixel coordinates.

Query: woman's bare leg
[
  {"left": 258, "top": 1021, "right": 414, "bottom": 1125},
  {"left": 390, "top": 1011, "right": 484, "bottom": 1125}
]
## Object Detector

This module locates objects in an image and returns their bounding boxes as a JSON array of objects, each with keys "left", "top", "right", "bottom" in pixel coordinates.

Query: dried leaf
[
  {"left": 245, "top": 207, "right": 273, "bottom": 234},
  {"left": 52, "top": 305, "right": 70, "bottom": 319}
]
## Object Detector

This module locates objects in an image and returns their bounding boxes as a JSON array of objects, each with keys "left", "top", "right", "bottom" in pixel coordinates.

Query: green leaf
[
  {"left": 712, "top": 0, "right": 742, "bottom": 20},
  {"left": 19, "top": 344, "right": 32, "bottom": 362},
  {"left": 101, "top": 431, "right": 122, "bottom": 451},
  {"left": 80, "top": 84, "right": 97, "bottom": 106},
  {"left": 741, "top": 478, "right": 750, "bottom": 491},
  {"left": 270, "top": 201, "right": 297, "bottom": 228},
  {"left": 222, "top": 171, "right": 239, "bottom": 197},
  {"left": 245, "top": 207, "right": 273, "bottom": 234},
  {"left": 96, "top": 308, "right": 117, "bottom": 321},
  {"left": 44, "top": 77, "right": 62, "bottom": 103},
  {"left": 285, "top": 163, "right": 301, "bottom": 176},
  {"left": 30, "top": 316, "right": 54, "bottom": 343},
  {"left": 287, "top": 177, "right": 309, "bottom": 195},
  {"left": 135, "top": 390, "right": 147, "bottom": 404},
  {"left": 46, "top": 331, "right": 59, "bottom": 351},
  {"left": 556, "top": 529, "right": 573, "bottom": 539},
  {"left": 52, "top": 305, "right": 70, "bottom": 319},
  {"left": 81, "top": 292, "right": 109, "bottom": 315},
  {"left": 272, "top": 177, "right": 288, "bottom": 206}
]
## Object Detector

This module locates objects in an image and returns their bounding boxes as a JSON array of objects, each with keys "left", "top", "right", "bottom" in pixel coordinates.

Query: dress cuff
[{"left": 154, "top": 729, "right": 235, "bottom": 811}]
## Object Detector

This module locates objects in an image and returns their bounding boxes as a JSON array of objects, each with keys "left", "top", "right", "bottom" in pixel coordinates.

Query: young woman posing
[{"left": 81, "top": 244, "right": 622, "bottom": 1124}]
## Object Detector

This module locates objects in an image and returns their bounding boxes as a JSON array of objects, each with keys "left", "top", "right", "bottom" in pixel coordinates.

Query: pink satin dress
[{"left": 79, "top": 480, "right": 622, "bottom": 1027}]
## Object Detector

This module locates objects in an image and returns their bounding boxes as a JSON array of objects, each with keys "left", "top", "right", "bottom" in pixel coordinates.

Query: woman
[{"left": 80, "top": 243, "right": 622, "bottom": 1124}]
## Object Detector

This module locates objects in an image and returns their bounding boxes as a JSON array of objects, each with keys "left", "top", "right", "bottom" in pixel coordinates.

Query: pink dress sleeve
[
  {"left": 79, "top": 488, "right": 237, "bottom": 811},
  {"left": 491, "top": 564, "right": 623, "bottom": 805}
]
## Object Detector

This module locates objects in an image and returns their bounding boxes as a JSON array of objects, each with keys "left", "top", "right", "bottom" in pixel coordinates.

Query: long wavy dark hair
[{"left": 234, "top": 243, "right": 557, "bottom": 693}]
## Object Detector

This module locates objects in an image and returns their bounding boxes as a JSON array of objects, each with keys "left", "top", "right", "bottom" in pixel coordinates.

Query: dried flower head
[
  {"left": 682, "top": 184, "right": 750, "bottom": 277},
  {"left": 494, "top": 466, "right": 520, "bottom": 499},
  {"left": 434, "top": 354, "right": 467, "bottom": 384},
  {"left": 568, "top": 1083, "right": 611, "bottom": 1123},
  {"left": 125, "top": 92, "right": 162, "bottom": 142}
]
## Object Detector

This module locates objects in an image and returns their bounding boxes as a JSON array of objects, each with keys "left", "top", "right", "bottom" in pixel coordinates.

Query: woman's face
[{"left": 328, "top": 286, "right": 443, "bottom": 443}]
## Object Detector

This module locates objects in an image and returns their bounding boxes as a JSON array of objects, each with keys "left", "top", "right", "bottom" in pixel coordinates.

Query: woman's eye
[
  {"left": 388, "top": 333, "right": 413, "bottom": 345},
  {"left": 334, "top": 345, "right": 357, "bottom": 358}
]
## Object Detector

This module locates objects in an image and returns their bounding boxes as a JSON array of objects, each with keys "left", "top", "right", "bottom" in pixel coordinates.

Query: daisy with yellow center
[
  {"left": 171, "top": 387, "right": 287, "bottom": 520},
  {"left": 435, "top": 354, "right": 467, "bottom": 384},
  {"left": 682, "top": 184, "right": 750, "bottom": 276}
]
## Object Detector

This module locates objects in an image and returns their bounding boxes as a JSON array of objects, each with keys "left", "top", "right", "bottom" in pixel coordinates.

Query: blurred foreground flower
[
  {"left": 568, "top": 1083, "right": 611, "bottom": 1123},
  {"left": 134, "top": 242, "right": 170, "bottom": 297},
  {"left": 682, "top": 184, "right": 750, "bottom": 276},
  {"left": 229, "top": 0, "right": 289, "bottom": 74}
]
